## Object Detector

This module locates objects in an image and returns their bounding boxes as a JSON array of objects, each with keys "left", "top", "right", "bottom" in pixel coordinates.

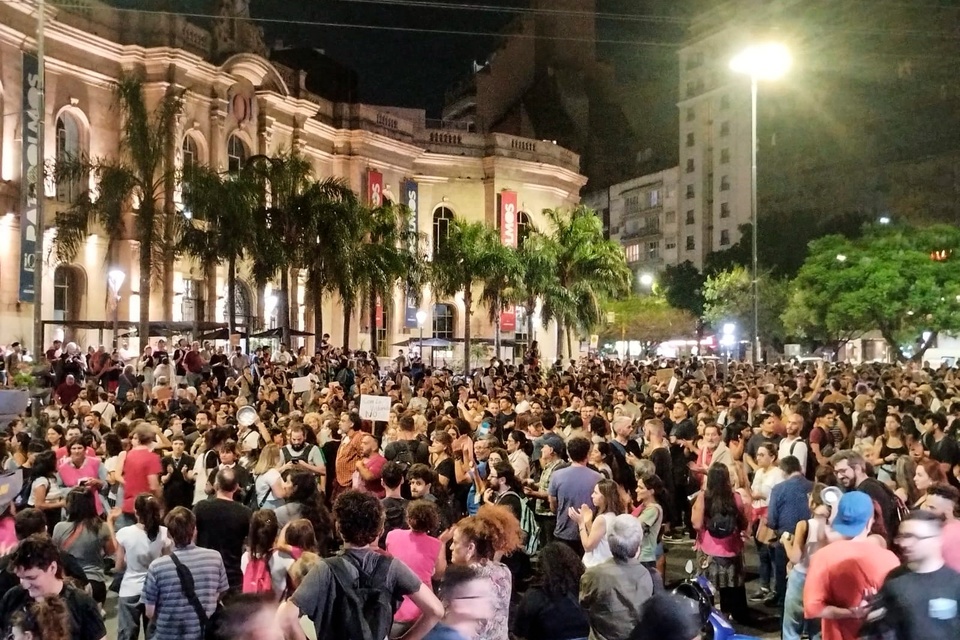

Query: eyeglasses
[{"left": 895, "top": 533, "right": 939, "bottom": 542}]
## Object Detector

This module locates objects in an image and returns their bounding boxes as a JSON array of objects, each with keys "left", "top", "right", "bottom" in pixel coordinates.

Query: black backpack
[
  {"left": 390, "top": 441, "right": 416, "bottom": 473},
  {"left": 706, "top": 510, "right": 737, "bottom": 539},
  {"left": 325, "top": 552, "right": 399, "bottom": 640}
]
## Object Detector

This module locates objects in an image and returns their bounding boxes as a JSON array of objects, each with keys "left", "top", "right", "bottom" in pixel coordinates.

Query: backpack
[
  {"left": 706, "top": 510, "right": 737, "bottom": 539},
  {"left": 13, "top": 470, "right": 32, "bottom": 510},
  {"left": 501, "top": 491, "right": 541, "bottom": 556},
  {"left": 242, "top": 552, "right": 273, "bottom": 595},
  {"left": 390, "top": 440, "right": 416, "bottom": 473},
  {"left": 325, "top": 552, "right": 399, "bottom": 640},
  {"left": 281, "top": 444, "right": 316, "bottom": 464}
]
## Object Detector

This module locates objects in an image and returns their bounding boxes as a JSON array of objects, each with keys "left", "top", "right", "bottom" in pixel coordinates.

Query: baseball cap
[
  {"left": 832, "top": 491, "right": 874, "bottom": 538},
  {"left": 540, "top": 433, "right": 566, "bottom": 458}
]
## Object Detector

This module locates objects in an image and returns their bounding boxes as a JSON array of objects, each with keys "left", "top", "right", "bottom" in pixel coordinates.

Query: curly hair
[
  {"left": 533, "top": 542, "right": 584, "bottom": 599},
  {"left": 406, "top": 500, "right": 440, "bottom": 534},
  {"left": 11, "top": 595, "right": 71, "bottom": 640},
  {"left": 457, "top": 504, "right": 522, "bottom": 560},
  {"left": 334, "top": 490, "right": 384, "bottom": 547}
]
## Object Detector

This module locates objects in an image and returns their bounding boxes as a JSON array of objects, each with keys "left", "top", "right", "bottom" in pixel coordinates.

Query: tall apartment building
[{"left": 583, "top": 167, "right": 680, "bottom": 281}]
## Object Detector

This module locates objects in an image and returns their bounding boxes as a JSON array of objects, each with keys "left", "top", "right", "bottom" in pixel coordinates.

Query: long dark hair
[
  {"left": 640, "top": 473, "right": 669, "bottom": 507},
  {"left": 287, "top": 470, "right": 335, "bottom": 554},
  {"left": 491, "top": 462, "right": 524, "bottom": 495},
  {"left": 534, "top": 542, "right": 584, "bottom": 598},
  {"left": 248, "top": 510, "right": 279, "bottom": 559},
  {"left": 704, "top": 464, "right": 746, "bottom": 531},
  {"left": 134, "top": 493, "right": 162, "bottom": 541},
  {"left": 64, "top": 488, "right": 101, "bottom": 534}
]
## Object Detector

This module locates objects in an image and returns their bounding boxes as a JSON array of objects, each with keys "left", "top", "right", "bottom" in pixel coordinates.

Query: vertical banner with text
[
  {"left": 375, "top": 296, "right": 383, "bottom": 329},
  {"left": 499, "top": 190, "right": 518, "bottom": 333},
  {"left": 367, "top": 169, "right": 383, "bottom": 207},
  {"left": 403, "top": 179, "right": 419, "bottom": 328},
  {"left": 19, "top": 52, "right": 40, "bottom": 303}
]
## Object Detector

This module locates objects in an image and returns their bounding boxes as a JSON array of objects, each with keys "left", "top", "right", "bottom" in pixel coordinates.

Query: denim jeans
[
  {"left": 756, "top": 540, "right": 773, "bottom": 590},
  {"left": 782, "top": 569, "right": 821, "bottom": 640},
  {"left": 117, "top": 595, "right": 152, "bottom": 640}
]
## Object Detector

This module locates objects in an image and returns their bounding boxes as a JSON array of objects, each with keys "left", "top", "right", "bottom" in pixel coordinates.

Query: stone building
[{"left": 0, "top": 0, "right": 585, "bottom": 362}]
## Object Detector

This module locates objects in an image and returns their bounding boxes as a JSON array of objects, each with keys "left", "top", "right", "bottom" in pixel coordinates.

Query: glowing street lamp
[
  {"left": 639, "top": 273, "right": 655, "bottom": 288},
  {"left": 107, "top": 269, "right": 125, "bottom": 348},
  {"left": 416, "top": 309, "right": 427, "bottom": 357},
  {"left": 730, "top": 42, "right": 791, "bottom": 365}
]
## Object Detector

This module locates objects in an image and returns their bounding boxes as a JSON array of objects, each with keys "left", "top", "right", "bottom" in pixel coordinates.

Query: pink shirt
[
  {"left": 385, "top": 529, "right": 441, "bottom": 623},
  {"left": 0, "top": 516, "right": 16, "bottom": 553},
  {"left": 57, "top": 457, "right": 104, "bottom": 515},
  {"left": 943, "top": 520, "right": 960, "bottom": 573},
  {"left": 363, "top": 454, "right": 387, "bottom": 498},
  {"left": 696, "top": 492, "right": 746, "bottom": 557}
]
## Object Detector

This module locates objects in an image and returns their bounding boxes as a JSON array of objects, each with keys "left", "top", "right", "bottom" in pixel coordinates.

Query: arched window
[
  {"left": 223, "top": 281, "right": 252, "bottom": 329},
  {"left": 53, "top": 266, "right": 85, "bottom": 339},
  {"left": 433, "top": 303, "right": 455, "bottom": 340},
  {"left": 433, "top": 207, "right": 454, "bottom": 255},
  {"left": 182, "top": 135, "right": 199, "bottom": 168},
  {"left": 227, "top": 134, "right": 248, "bottom": 173},
  {"left": 517, "top": 211, "right": 532, "bottom": 247},
  {"left": 55, "top": 113, "right": 84, "bottom": 202}
]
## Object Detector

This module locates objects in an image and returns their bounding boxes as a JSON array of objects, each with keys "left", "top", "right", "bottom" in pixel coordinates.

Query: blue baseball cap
[{"left": 832, "top": 491, "right": 874, "bottom": 538}]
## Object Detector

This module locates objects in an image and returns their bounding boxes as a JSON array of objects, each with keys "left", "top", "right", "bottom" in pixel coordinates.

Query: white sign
[
  {"left": 359, "top": 394, "right": 392, "bottom": 422},
  {"left": 291, "top": 376, "right": 312, "bottom": 394}
]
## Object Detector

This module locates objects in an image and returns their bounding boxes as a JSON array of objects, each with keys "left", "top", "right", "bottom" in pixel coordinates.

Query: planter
[{"left": 0, "top": 389, "right": 30, "bottom": 430}]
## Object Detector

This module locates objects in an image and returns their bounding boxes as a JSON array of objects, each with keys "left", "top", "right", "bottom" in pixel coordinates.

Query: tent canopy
[{"left": 249, "top": 327, "right": 314, "bottom": 339}]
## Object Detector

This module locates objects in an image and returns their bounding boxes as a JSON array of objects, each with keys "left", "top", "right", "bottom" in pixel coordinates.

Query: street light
[
  {"left": 730, "top": 42, "right": 791, "bottom": 365},
  {"left": 107, "top": 269, "right": 125, "bottom": 349},
  {"left": 639, "top": 273, "right": 654, "bottom": 288},
  {"left": 416, "top": 309, "right": 427, "bottom": 359}
]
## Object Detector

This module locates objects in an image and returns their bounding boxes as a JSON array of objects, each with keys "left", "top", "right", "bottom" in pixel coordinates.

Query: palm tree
[
  {"left": 246, "top": 153, "right": 319, "bottom": 346},
  {"left": 514, "top": 236, "right": 557, "bottom": 347},
  {"left": 479, "top": 241, "right": 522, "bottom": 357},
  {"left": 54, "top": 75, "right": 181, "bottom": 342},
  {"left": 431, "top": 219, "right": 503, "bottom": 372},
  {"left": 177, "top": 163, "right": 260, "bottom": 334},
  {"left": 538, "top": 205, "right": 631, "bottom": 358}
]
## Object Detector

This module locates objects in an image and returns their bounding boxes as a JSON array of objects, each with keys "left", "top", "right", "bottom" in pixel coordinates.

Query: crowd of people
[{"left": 0, "top": 335, "right": 957, "bottom": 640}]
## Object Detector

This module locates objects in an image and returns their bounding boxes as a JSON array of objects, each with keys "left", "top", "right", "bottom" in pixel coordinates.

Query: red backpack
[{"left": 242, "top": 552, "right": 273, "bottom": 595}]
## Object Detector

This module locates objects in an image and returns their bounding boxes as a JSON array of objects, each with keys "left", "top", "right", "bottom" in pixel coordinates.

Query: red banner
[
  {"left": 367, "top": 170, "right": 383, "bottom": 207},
  {"left": 499, "top": 190, "right": 518, "bottom": 333},
  {"left": 375, "top": 296, "right": 384, "bottom": 329}
]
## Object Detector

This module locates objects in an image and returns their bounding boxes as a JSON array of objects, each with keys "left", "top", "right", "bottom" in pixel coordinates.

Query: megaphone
[{"left": 821, "top": 486, "right": 843, "bottom": 508}]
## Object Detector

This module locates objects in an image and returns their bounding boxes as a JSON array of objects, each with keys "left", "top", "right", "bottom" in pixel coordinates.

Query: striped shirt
[{"left": 141, "top": 544, "right": 228, "bottom": 640}]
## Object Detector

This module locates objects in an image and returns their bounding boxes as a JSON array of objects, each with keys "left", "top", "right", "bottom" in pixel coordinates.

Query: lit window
[{"left": 227, "top": 134, "right": 248, "bottom": 173}]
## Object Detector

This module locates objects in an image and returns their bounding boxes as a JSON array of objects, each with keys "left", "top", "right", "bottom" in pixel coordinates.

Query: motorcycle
[{"left": 672, "top": 560, "right": 761, "bottom": 640}]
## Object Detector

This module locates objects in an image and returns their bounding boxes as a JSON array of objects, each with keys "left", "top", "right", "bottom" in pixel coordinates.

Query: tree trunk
[
  {"left": 526, "top": 297, "right": 535, "bottom": 346},
  {"left": 565, "top": 323, "right": 573, "bottom": 361},
  {"left": 280, "top": 267, "right": 291, "bottom": 347},
  {"left": 463, "top": 289, "right": 472, "bottom": 373},
  {"left": 226, "top": 256, "right": 237, "bottom": 334},
  {"left": 493, "top": 294, "right": 502, "bottom": 361},
  {"left": 369, "top": 288, "right": 379, "bottom": 356},
  {"left": 342, "top": 301, "right": 352, "bottom": 350},
  {"left": 138, "top": 241, "right": 151, "bottom": 348},
  {"left": 312, "top": 279, "right": 324, "bottom": 345},
  {"left": 289, "top": 266, "right": 300, "bottom": 335},
  {"left": 203, "top": 260, "right": 217, "bottom": 324}
]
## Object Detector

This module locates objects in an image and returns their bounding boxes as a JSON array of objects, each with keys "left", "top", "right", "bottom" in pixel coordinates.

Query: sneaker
[{"left": 749, "top": 587, "right": 770, "bottom": 602}]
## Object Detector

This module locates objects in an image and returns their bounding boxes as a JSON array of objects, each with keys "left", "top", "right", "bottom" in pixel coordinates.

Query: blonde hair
[
  {"left": 253, "top": 444, "right": 282, "bottom": 475},
  {"left": 288, "top": 551, "right": 321, "bottom": 588}
]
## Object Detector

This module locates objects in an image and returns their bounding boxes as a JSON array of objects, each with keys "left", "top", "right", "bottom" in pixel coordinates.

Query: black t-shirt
[
  {"left": 193, "top": 497, "right": 252, "bottom": 589},
  {"left": 161, "top": 454, "right": 196, "bottom": 510},
  {"left": 878, "top": 565, "right": 960, "bottom": 640},
  {"left": 0, "top": 584, "right": 105, "bottom": 640},
  {"left": 435, "top": 458, "right": 456, "bottom": 489},
  {"left": 379, "top": 496, "right": 408, "bottom": 548},
  {"left": 858, "top": 477, "right": 900, "bottom": 543},
  {"left": 746, "top": 432, "right": 782, "bottom": 461},
  {"left": 0, "top": 551, "right": 88, "bottom": 604},
  {"left": 925, "top": 433, "right": 960, "bottom": 467},
  {"left": 514, "top": 586, "right": 591, "bottom": 640}
]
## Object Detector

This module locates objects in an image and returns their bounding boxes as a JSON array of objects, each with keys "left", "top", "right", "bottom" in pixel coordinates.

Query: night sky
[{"left": 243, "top": 0, "right": 687, "bottom": 116}]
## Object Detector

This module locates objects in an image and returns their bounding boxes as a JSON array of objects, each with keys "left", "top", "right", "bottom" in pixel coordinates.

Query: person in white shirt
[
  {"left": 750, "top": 442, "right": 786, "bottom": 603},
  {"left": 778, "top": 413, "right": 809, "bottom": 474},
  {"left": 91, "top": 392, "right": 117, "bottom": 429}
]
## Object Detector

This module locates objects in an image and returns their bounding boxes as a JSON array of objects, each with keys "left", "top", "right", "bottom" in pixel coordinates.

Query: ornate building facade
[{"left": 0, "top": 0, "right": 586, "bottom": 362}]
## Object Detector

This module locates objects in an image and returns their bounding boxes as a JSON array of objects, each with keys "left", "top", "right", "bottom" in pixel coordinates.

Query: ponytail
[{"left": 135, "top": 493, "right": 162, "bottom": 541}]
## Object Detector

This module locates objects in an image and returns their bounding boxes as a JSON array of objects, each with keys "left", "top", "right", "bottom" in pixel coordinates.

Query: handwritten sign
[
  {"left": 359, "top": 394, "right": 392, "bottom": 422},
  {"left": 291, "top": 376, "right": 312, "bottom": 394}
]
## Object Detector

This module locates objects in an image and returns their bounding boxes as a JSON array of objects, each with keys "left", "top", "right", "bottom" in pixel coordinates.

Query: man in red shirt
[
  {"left": 53, "top": 374, "right": 82, "bottom": 407},
  {"left": 118, "top": 424, "right": 163, "bottom": 528},
  {"left": 804, "top": 491, "right": 900, "bottom": 640},
  {"left": 183, "top": 341, "right": 205, "bottom": 387}
]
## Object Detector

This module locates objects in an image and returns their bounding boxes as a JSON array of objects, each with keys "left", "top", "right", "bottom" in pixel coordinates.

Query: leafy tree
[
  {"left": 538, "top": 205, "right": 631, "bottom": 358},
  {"left": 599, "top": 296, "right": 697, "bottom": 354},
  {"left": 660, "top": 261, "right": 705, "bottom": 317},
  {"left": 54, "top": 75, "right": 181, "bottom": 341},
  {"left": 782, "top": 225, "right": 960, "bottom": 361},
  {"left": 479, "top": 241, "right": 523, "bottom": 356},
  {"left": 702, "top": 266, "right": 788, "bottom": 352}
]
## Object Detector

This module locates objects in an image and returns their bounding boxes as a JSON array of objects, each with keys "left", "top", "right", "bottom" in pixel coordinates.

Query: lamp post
[
  {"left": 416, "top": 309, "right": 427, "bottom": 359},
  {"left": 639, "top": 273, "right": 654, "bottom": 289},
  {"left": 730, "top": 42, "right": 791, "bottom": 364},
  {"left": 107, "top": 269, "right": 125, "bottom": 349}
]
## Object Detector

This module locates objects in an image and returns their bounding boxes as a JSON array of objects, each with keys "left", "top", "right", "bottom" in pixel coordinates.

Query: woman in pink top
[
  {"left": 692, "top": 463, "right": 750, "bottom": 624},
  {"left": 385, "top": 500, "right": 446, "bottom": 638}
]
